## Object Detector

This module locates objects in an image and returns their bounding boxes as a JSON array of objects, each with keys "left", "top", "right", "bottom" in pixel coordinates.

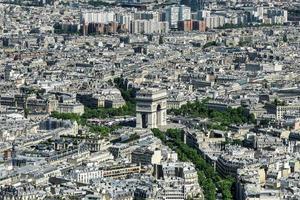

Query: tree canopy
[
  {"left": 152, "top": 128, "right": 235, "bottom": 200},
  {"left": 169, "top": 100, "right": 255, "bottom": 130}
]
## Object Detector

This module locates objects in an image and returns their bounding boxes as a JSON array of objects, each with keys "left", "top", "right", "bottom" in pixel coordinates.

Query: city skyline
[{"left": 0, "top": 0, "right": 300, "bottom": 199}]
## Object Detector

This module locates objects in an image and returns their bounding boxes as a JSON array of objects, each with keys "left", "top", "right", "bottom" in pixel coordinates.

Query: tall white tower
[{"left": 136, "top": 88, "right": 167, "bottom": 129}]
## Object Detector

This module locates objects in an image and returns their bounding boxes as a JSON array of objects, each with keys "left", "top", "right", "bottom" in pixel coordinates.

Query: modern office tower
[
  {"left": 179, "top": 5, "right": 191, "bottom": 21},
  {"left": 134, "top": 11, "right": 160, "bottom": 21},
  {"left": 267, "top": 8, "right": 288, "bottom": 23},
  {"left": 197, "top": 9, "right": 210, "bottom": 20},
  {"left": 165, "top": 6, "right": 180, "bottom": 29},
  {"left": 197, "top": 0, "right": 205, "bottom": 10},
  {"left": 4, "top": 64, "right": 12, "bottom": 81},
  {"left": 116, "top": 13, "right": 133, "bottom": 31},
  {"left": 181, "top": 0, "right": 204, "bottom": 11},
  {"left": 81, "top": 11, "right": 115, "bottom": 24},
  {"left": 136, "top": 88, "right": 167, "bottom": 129},
  {"left": 130, "top": 20, "right": 169, "bottom": 34},
  {"left": 81, "top": 11, "right": 116, "bottom": 35},
  {"left": 205, "top": 14, "right": 225, "bottom": 29},
  {"left": 165, "top": 5, "right": 191, "bottom": 29}
]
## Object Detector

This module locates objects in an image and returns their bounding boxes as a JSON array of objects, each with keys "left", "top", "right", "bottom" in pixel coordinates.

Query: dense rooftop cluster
[{"left": 1, "top": 0, "right": 300, "bottom": 199}]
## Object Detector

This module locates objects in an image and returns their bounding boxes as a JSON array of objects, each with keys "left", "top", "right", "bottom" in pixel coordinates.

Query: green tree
[
  {"left": 159, "top": 35, "right": 164, "bottom": 44},
  {"left": 283, "top": 34, "right": 288, "bottom": 42},
  {"left": 203, "top": 41, "right": 217, "bottom": 49},
  {"left": 152, "top": 128, "right": 235, "bottom": 200},
  {"left": 168, "top": 100, "right": 255, "bottom": 131}
]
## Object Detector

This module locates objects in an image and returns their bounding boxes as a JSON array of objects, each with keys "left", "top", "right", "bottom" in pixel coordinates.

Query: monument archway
[{"left": 136, "top": 88, "right": 167, "bottom": 129}]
